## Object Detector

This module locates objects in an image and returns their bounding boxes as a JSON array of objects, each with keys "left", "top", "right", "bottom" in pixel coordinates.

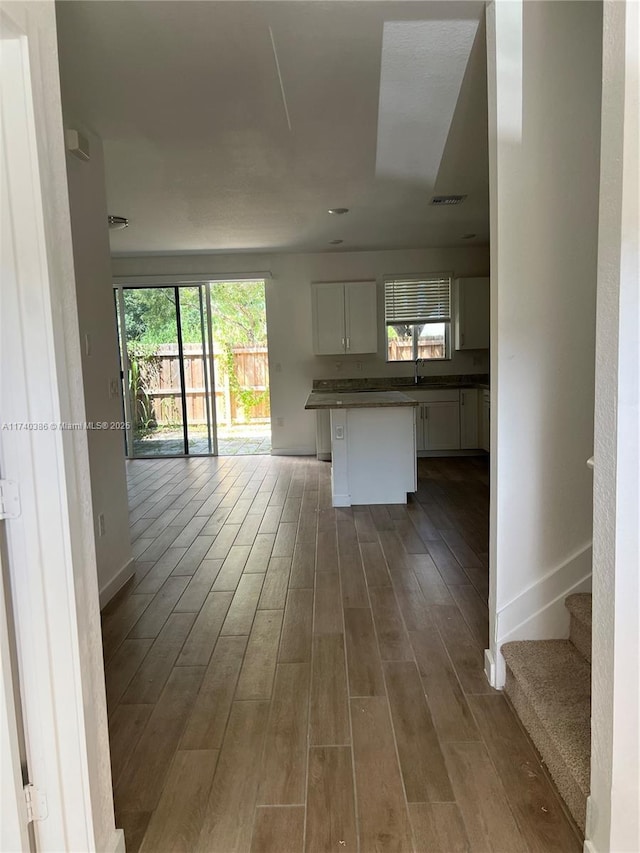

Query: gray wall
[{"left": 65, "top": 126, "right": 133, "bottom": 602}]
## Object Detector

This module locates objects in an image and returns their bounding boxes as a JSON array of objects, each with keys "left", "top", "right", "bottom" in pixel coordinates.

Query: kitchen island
[{"left": 304, "top": 391, "right": 418, "bottom": 507}]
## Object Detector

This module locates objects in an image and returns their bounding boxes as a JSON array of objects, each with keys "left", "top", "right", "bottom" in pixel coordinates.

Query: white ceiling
[{"left": 55, "top": 1, "right": 489, "bottom": 256}]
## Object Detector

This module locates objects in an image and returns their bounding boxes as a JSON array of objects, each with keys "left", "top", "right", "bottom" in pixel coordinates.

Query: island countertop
[{"left": 304, "top": 390, "right": 418, "bottom": 410}]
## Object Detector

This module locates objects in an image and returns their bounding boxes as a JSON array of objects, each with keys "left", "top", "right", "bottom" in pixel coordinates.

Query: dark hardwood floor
[{"left": 102, "top": 453, "right": 581, "bottom": 852}]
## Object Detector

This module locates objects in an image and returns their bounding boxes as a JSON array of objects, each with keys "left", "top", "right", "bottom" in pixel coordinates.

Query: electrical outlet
[
  {"left": 355, "top": 361, "right": 363, "bottom": 371},
  {"left": 275, "top": 362, "right": 282, "bottom": 373},
  {"left": 335, "top": 361, "right": 343, "bottom": 372},
  {"left": 109, "top": 378, "right": 120, "bottom": 399},
  {"left": 276, "top": 417, "right": 284, "bottom": 427},
  {"left": 97, "top": 513, "right": 106, "bottom": 537},
  {"left": 335, "top": 425, "right": 344, "bottom": 440}
]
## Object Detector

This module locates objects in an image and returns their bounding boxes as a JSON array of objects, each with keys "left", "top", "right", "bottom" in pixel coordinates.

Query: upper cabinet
[
  {"left": 454, "top": 277, "right": 490, "bottom": 350},
  {"left": 312, "top": 280, "right": 377, "bottom": 355}
]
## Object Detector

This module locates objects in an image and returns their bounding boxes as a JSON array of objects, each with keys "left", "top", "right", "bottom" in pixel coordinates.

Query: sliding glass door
[
  {"left": 114, "top": 279, "right": 270, "bottom": 458},
  {"left": 115, "top": 284, "right": 215, "bottom": 457}
]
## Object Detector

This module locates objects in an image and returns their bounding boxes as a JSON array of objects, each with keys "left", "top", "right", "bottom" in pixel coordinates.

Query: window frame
[{"left": 383, "top": 273, "right": 453, "bottom": 363}]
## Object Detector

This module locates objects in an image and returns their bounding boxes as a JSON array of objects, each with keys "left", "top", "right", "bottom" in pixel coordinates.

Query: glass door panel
[
  {"left": 178, "top": 285, "right": 214, "bottom": 455},
  {"left": 122, "top": 287, "right": 186, "bottom": 457},
  {"left": 209, "top": 280, "right": 271, "bottom": 456}
]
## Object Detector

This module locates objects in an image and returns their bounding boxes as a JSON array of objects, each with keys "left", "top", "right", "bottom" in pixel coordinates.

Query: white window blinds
[{"left": 384, "top": 275, "right": 452, "bottom": 325}]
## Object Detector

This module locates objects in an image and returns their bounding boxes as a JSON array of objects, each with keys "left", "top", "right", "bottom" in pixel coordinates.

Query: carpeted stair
[{"left": 501, "top": 593, "right": 592, "bottom": 833}]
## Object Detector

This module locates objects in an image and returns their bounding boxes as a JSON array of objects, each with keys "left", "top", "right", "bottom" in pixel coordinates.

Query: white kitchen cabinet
[
  {"left": 415, "top": 404, "right": 427, "bottom": 452},
  {"left": 422, "top": 401, "right": 461, "bottom": 450},
  {"left": 312, "top": 280, "right": 377, "bottom": 355},
  {"left": 405, "top": 388, "right": 461, "bottom": 452},
  {"left": 454, "top": 277, "right": 490, "bottom": 350},
  {"left": 480, "top": 390, "right": 490, "bottom": 452},
  {"left": 460, "top": 388, "right": 479, "bottom": 448},
  {"left": 315, "top": 409, "right": 331, "bottom": 461}
]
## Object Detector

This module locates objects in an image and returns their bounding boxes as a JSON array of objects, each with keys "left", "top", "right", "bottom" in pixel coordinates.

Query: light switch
[{"left": 335, "top": 425, "right": 344, "bottom": 440}]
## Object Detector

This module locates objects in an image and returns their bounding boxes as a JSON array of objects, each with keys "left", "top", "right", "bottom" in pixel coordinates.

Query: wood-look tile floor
[{"left": 103, "top": 454, "right": 582, "bottom": 853}]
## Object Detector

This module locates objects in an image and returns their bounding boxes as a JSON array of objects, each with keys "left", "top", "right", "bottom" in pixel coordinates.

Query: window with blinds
[{"left": 384, "top": 274, "right": 452, "bottom": 362}]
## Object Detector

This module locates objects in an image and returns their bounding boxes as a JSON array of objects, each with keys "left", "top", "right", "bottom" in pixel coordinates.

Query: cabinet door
[
  {"left": 344, "top": 281, "right": 377, "bottom": 354},
  {"left": 315, "top": 410, "right": 332, "bottom": 460},
  {"left": 455, "top": 277, "right": 490, "bottom": 350},
  {"left": 460, "top": 389, "right": 479, "bottom": 448},
  {"left": 312, "top": 283, "right": 346, "bottom": 355},
  {"left": 481, "top": 400, "right": 490, "bottom": 452},
  {"left": 415, "top": 405, "right": 426, "bottom": 451},
  {"left": 424, "top": 402, "right": 461, "bottom": 450}
]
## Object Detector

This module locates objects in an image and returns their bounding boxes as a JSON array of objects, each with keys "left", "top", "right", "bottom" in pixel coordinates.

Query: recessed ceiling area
[{"left": 55, "top": 1, "right": 489, "bottom": 255}]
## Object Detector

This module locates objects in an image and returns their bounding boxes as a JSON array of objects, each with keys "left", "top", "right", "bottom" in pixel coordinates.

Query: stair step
[
  {"left": 566, "top": 593, "right": 592, "bottom": 662},
  {"left": 502, "top": 639, "right": 590, "bottom": 832}
]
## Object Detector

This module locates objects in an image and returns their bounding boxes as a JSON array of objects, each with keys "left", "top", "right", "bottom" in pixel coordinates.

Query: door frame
[
  {"left": 0, "top": 526, "right": 31, "bottom": 852},
  {"left": 1, "top": 2, "right": 121, "bottom": 849}
]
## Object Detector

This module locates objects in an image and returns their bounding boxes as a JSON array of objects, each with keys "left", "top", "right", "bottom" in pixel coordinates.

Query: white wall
[
  {"left": 1, "top": 1, "right": 120, "bottom": 849},
  {"left": 588, "top": 2, "right": 640, "bottom": 851},
  {"left": 112, "top": 246, "right": 490, "bottom": 454},
  {"left": 64, "top": 126, "right": 133, "bottom": 603},
  {"left": 487, "top": 0, "right": 602, "bottom": 680}
]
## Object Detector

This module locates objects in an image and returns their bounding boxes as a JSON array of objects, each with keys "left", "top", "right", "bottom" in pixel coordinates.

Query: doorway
[{"left": 114, "top": 280, "right": 271, "bottom": 457}]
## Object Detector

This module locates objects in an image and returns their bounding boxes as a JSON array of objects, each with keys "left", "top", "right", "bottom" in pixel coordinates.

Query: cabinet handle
[
  {"left": 346, "top": 337, "right": 350, "bottom": 350},
  {"left": 341, "top": 337, "right": 345, "bottom": 349}
]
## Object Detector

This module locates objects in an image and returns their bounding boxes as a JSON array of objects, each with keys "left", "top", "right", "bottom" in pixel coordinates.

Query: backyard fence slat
[{"left": 131, "top": 345, "right": 270, "bottom": 427}]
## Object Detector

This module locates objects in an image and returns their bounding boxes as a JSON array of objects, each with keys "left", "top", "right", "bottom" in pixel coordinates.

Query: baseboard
[
  {"left": 484, "top": 648, "right": 497, "bottom": 687},
  {"left": 417, "top": 449, "right": 487, "bottom": 457},
  {"left": 99, "top": 558, "right": 135, "bottom": 610},
  {"left": 496, "top": 543, "right": 592, "bottom": 648},
  {"left": 332, "top": 493, "right": 351, "bottom": 507},
  {"left": 106, "top": 828, "right": 125, "bottom": 853},
  {"left": 270, "top": 448, "right": 316, "bottom": 456}
]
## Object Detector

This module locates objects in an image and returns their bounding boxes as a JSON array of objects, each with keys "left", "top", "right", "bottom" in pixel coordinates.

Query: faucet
[{"left": 414, "top": 358, "right": 424, "bottom": 385}]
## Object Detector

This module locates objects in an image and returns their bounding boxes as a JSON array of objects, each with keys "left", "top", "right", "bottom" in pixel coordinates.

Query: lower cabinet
[
  {"left": 411, "top": 390, "right": 461, "bottom": 452},
  {"left": 315, "top": 410, "right": 332, "bottom": 460},
  {"left": 460, "top": 389, "right": 479, "bottom": 449},
  {"left": 416, "top": 401, "right": 461, "bottom": 451},
  {"left": 315, "top": 387, "right": 488, "bottom": 459},
  {"left": 480, "top": 391, "right": 490, "bottom": 452},
  {"left": 408, "top": 387, "right": 488, "bottom": 454}
]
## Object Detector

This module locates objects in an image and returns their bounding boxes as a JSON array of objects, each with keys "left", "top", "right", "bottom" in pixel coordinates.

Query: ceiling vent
[
  {"left": 108, "top": 215, "right": 129, "bottom": 230},
  {"left": 430, "top": 195, "right": 467, "bottom": 206}
]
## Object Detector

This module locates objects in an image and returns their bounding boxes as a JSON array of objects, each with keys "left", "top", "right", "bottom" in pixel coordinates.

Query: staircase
[{"left": 501, "top": 593, "right": 592, "bottom": 833}]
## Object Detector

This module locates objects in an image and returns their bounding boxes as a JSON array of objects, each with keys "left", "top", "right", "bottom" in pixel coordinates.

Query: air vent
[
  {"left": 430, "top": 195, "right": 467, "bottom": 206},
  {"left": 108, "top": 215, "right": 129, "bottom": 230}
]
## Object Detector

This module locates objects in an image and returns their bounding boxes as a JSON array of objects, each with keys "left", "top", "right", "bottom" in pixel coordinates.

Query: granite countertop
[
  {"left": 312, "top": 374, "right": 490, "bottom": 393},
  {"left": 305, "top": 390, "right": 418, "bottom": 410}
]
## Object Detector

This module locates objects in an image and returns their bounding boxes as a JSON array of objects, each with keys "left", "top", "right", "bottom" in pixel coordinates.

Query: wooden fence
[
  {"left": 134, "top": 344, "right": 269, "bottom": 427},
  {"left": 388, "top": 340, "right": 445, "bottom": 360}
]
